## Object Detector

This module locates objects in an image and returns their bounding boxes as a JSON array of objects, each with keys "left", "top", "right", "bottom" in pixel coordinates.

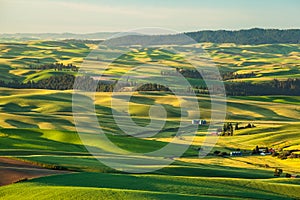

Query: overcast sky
[{"left": 1, "top": 0, "right": 299, "bottom": 33}]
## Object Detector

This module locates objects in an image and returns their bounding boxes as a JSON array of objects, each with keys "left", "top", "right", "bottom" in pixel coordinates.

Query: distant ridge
[
  {"left": 1, "top": 28, "right": 299, "bottom": 44},
  {"left": 0, "top": 32, "right": 117, "bottom": 40},
  {"left": 185, "top": 28, "right": 300, "bottom": 44},
  {"left": 102, "top": 28, "right": 300, "bottom": 46}
]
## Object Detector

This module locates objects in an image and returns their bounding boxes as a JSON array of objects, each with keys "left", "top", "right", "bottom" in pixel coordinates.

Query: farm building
[
  {"left": 192, "top": 120, "right": 200, "bottom": 125},
  {"left": 269, "top": 148, "right": 275, "bottom": 154},
  {"left": 230, "top": 151, "right": 242, "bottom": 156},
  {"left": 259, "top": 148, "right": 268, "bottom": 153},
  {"left": 192, "top": 119, "right": 207, "bottom": 125},
  {"left": 253, "top": 146, "right": 273, "bottom": 155},
  {"left": 291, "top": 174, "right": 299, "bottom": 178}
]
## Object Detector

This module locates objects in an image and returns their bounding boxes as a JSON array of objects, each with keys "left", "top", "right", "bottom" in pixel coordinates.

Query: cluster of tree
[
  {"left": 287, "top": 153, "right": 300, "bottom": 159},
  {"left": 193, "top": 85, "right": 209, "bottom": 94},
  {"left": 186, "top": 28, "right": 300, "bottom": 44},
  {"left": 274, "top": 168, "right": 283, "bottom": 177},
  {"left": 35, "top": 74, "right": 76, "bottom": 90},
  {"left": 161, "top": 67, "right": 256, "bottom": 80},
  {"left": 219, "top": 123, "right": 234, "bottom": 136},
  {"left": 225, "top": 78, "right": 300, "bottom": 96},
  {"left": 235, "top": 123, "right": 255, "bottom": 130},
  {"left": 218, "top": 122, "right": 255, "bottom": 136},
  {"left": 191, "top": 78, "right": 300, "bottom": 96},
  {"left": 161, "top": 69, "right": 299, "bottom": 96},
  {"left": 161, "top": 68, "right": 203, "bottom": 79},
  {"left": 162, "top": 68, "right": 226, "bottom": 81},
  {"left": 28, "top": 63, "right": 79, "bottom": 71},
  {"left": 213, "top": 150, "right": 228, "bottom": 157},
  {"left": 273, "top": 150, "right": 300, "bottom": 160},
  {"left": 136, "top": 83, "right": 171, "bottom": 91},
  {"left": 0, "top": 75, "right": 114, "bottom": 91},
  {"left": 222, "top": 72, "right": 256, "bottom": 80},
  {"left": 0, "top": 75, "right": 172, "bottom": 92}
]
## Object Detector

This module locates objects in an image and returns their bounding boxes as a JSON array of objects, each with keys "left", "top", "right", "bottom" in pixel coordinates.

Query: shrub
[
  {"left": 218, "top": 152, "right": 228, "bottom": 157},
  {"left": 214, "top": 150, "right": 221, "bottom": 155},
  {"left": 264, "top": 164, "right": 270, "bottom": 168},
  {"left": 272, "top": 152, "right": 279, "bottom": 157}
]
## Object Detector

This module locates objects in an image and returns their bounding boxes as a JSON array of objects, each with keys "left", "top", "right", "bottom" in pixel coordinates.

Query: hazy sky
[{"left": 1, "top": 0, "right": 299, "bottom": 33}]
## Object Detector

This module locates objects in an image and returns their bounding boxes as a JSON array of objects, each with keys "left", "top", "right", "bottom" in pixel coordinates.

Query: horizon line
[{"left": 1, "top": 27, "right": 300, "bottom": 35}]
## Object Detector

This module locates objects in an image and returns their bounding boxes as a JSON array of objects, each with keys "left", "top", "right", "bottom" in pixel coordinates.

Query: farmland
[
  {"left": 1, "top": 173, "right": 300, "bottom": 200},
  {"left": 0, "top": 40, "right": 299, "bottom": 84},
  {"left": 0, "top": 39, "right": 299, "bottom": 199}
]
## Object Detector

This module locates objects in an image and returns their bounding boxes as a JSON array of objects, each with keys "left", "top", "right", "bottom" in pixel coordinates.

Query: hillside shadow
[
  {"left": 2, "top": 103, "right": 38, "bottom": 112},
  {"left": 23, "top": 93, "right": 73, "bottom": 103},
  {"left": 227, "top": 101, "right": 296, "bottom": 121},
  {"left": 0, "top": 128, "right": 93, "bottom": 153},
  {"left": 5, "top": 120, "right": 39, "bottom": 128}
]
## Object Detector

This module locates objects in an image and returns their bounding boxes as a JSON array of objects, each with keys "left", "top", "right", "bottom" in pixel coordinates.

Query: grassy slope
[
  {"left": 0, "top": 173, "right": 299, "bottom": 200},
  {"left": 0, "top": 89, "right": 299, "bottom": 154},
  {"left": 205, "top": 43, "right": 300, "bottom": 82},
  {"left": 0, "top": 88, "right": 299, "bottom": 153},
  {"left": 0, "top": 41, "right": 90, "bottom": 83},
  {"left": 0, "top": 89, "right": 299, "bottom": 130},
  {"left": 0, "top": 90, "right": 298, "bottom": 199},
  {"left": 0, "top": 127, "right": 277, "bottom": 178}
]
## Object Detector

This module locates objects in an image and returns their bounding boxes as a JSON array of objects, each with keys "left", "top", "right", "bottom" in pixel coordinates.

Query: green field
[
  {"left": 1, "top": 173, "right": 300, "bottom": 200},
  {"left": 0, "top": 40, "right": 299, "bottom": 199},
  {"left": 0, "top": 88, "right": 299, "bottom": 199}
]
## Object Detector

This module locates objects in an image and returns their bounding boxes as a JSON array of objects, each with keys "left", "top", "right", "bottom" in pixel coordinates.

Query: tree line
[
  {"left": 161, "top": 68, "right": 203, "bottom": 79},
  {"left": 102, "top": 28, "right": 300, "bottom": 46},
  {"left": 0, "top": 75, "right": 299, "bottom": 95},
  {"left": 186, "top": 28, "right": 300, "bottom": 44},
  {"left": 162, "top": 68, "right": 256, "bottom": 81},
  {"left": 136, "top": 83, "right": 170, "bottom": 92},
  {"left": 225, "top": 78, "right": 300, "bottom": 96},
  {"left": 222, "top": 71, "right": 256, "bottom": 80},
  {"left": 28, "top": 63, "right": 79, "bottom": 71},
  {"left": 0, "top": 75, "right": 170, "bottom": 92},
  {"left": 191, "top": 78, "right": 300, "bottom": 96},
  {"left": 0, "top": 75, "right": 113, "bottom": 91}
]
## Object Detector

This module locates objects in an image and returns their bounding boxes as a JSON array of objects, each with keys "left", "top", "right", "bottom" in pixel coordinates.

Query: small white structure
[
  {"left": 192, "top": 119, "right": 207, "bottom": 125},
  {"left": 291, "top": 174, "right": 298, "bottom": 178},
  {"left": 192, "top": 120, "right": 200, "bottom": 125}
]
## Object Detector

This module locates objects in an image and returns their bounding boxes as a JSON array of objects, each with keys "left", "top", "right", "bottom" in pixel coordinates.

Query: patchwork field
[
  {"left": 0, "top": 40, "right": 299, "bottom": 199},
  {"left": 205, "top": 43, "right": 300, "bottom": 82},
  {"left": 0, "top": 88, "right": 299, "bottom": 199},
  {"left": 0, "top": 41, "right": 299, "bottom": 85}
]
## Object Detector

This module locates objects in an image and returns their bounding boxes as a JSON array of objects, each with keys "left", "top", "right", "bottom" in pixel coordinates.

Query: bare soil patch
[{"left": 0, "top": 157, "right": 68, "bottom": 186}]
